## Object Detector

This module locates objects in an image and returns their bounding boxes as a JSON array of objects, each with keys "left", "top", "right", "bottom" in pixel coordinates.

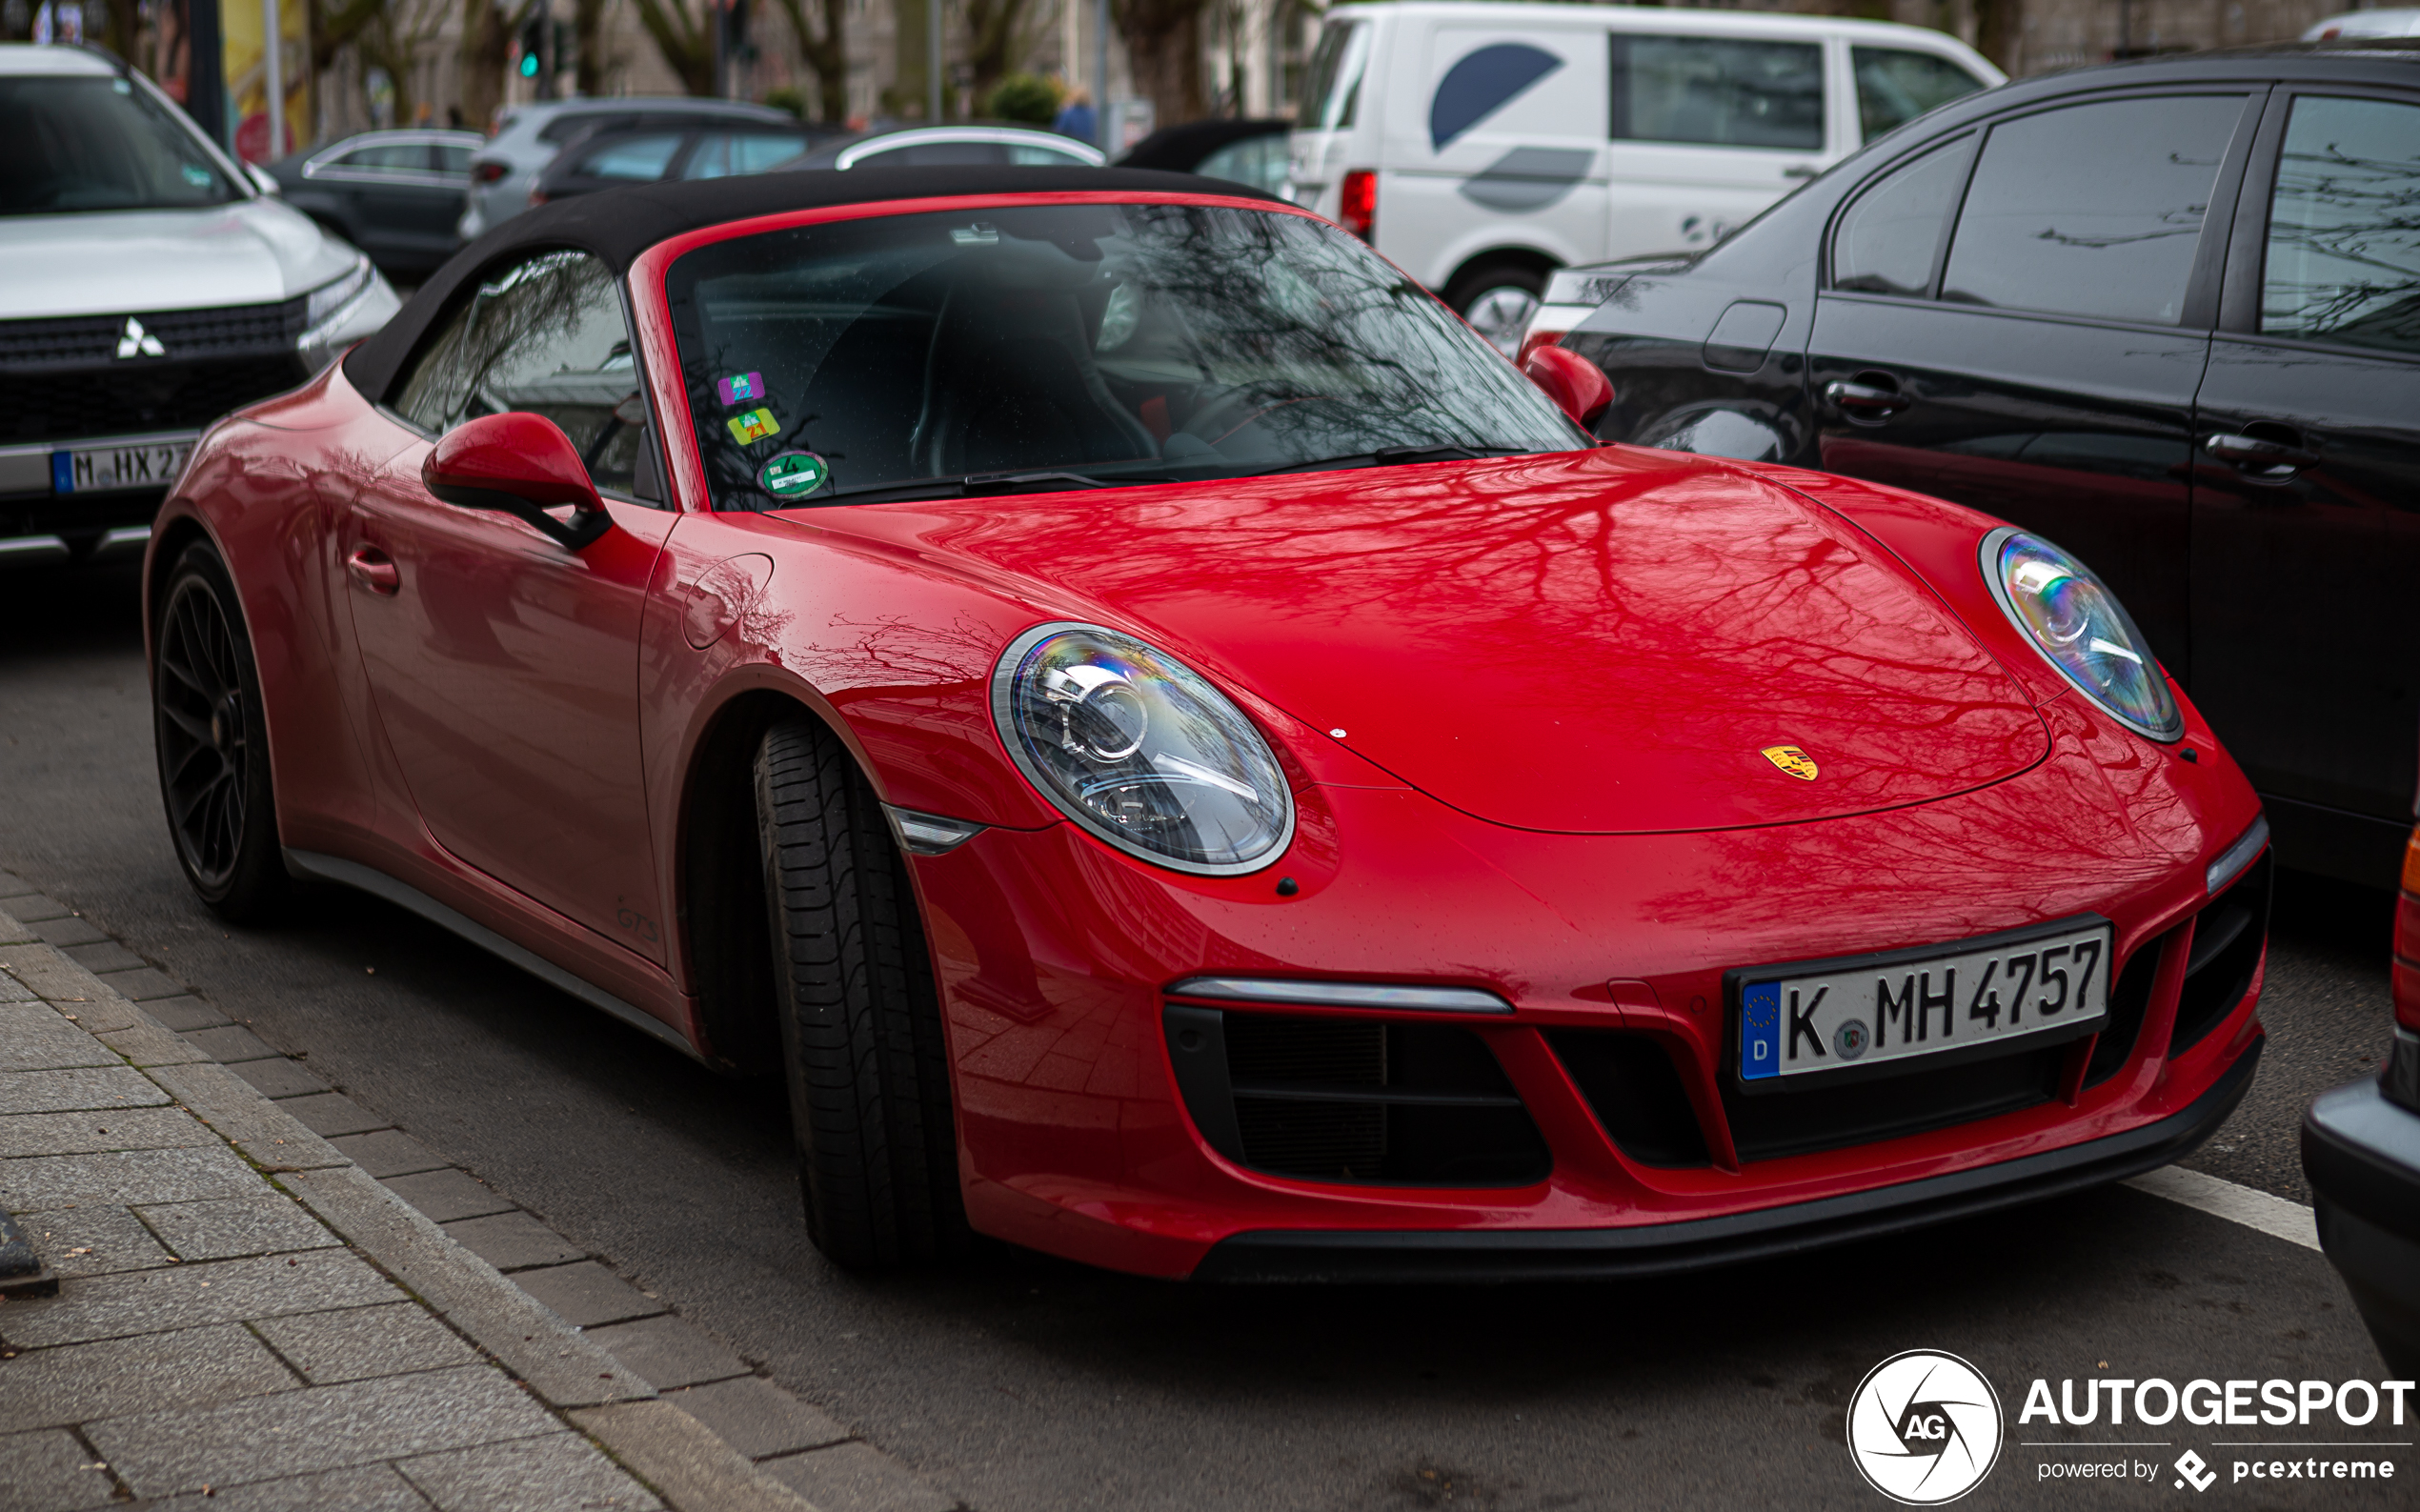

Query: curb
[{"left": 0, "top": 873, "right": 958, "bottom": 1512}]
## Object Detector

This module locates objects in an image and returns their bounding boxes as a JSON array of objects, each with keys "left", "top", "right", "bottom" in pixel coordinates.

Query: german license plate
[
  {"left": 1736, "top": 918, "right": 2112, "bottom": 1087},
  {"left": 51, "top": 438, "right": 193, "bottom": 494}
]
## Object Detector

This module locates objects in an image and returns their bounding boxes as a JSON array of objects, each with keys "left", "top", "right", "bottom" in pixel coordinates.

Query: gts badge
[{"left": 615, "top": 904, "right": 659, "bottom": 945}]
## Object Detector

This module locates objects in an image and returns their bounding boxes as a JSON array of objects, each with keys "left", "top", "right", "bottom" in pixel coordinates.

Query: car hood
[
  {"left": 825, "top": 448, "right": 2050, "bottom": 835},
  {"left": 0, "top": 199, "right": 354, "bottom": 320}
]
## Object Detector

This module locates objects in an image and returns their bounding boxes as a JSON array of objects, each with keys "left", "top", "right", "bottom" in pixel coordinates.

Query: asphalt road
[{"left": 1, "top": 561, "right": 2404, "bottom": 1511}]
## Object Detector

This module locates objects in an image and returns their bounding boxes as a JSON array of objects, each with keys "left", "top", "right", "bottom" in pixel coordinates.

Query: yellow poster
[{"left": 223, "top": 0, "right": 310, "bottom": 163}]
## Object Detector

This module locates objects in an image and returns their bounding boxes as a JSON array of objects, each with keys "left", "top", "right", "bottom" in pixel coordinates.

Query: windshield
[
  {"left": 0, "top": 73, "right": 241, "bottom": 216},
  {"left": 667, "top": 201, "right": 1579, "bottom": 510}
]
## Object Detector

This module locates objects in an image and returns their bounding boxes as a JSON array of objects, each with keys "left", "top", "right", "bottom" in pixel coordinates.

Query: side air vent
[
  {"left": 1163, "top": 1005, "right": 1550, "bottom": 1186},
  {"left": 2084, "top": 931, "right": 2168, "bottom": 1088}
]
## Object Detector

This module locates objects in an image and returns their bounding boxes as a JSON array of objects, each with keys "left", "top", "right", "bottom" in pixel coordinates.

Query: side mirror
[
  {"left": 1523, "top": 345, "right": 1614, "bottom": 431},
  {"left": 422, "top": 413, "right": 612, "bottom": 550}
]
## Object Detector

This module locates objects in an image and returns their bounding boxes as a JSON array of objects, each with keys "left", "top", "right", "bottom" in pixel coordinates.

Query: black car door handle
[
  {"left": 2203, "top": 432, "right": 2320, "bottom": 471},
  {"left": 1824, "top": 380, "right": 1912, "bottom": 415}
]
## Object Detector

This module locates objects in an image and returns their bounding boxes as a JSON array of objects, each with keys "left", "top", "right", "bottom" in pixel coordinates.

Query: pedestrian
[{"left": 1054, "top": 86, "right": 1095, "bottom": 144}]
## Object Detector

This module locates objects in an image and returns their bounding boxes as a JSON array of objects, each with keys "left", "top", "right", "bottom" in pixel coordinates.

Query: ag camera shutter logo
[{"left": 1848, "top": 1350, "right": 2004, "bottom": 1504}]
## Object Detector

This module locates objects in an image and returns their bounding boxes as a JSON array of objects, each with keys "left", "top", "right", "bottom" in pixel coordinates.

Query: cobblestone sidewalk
[{"left": 0, "top": 876, "right": 952, "bottom": 1512}]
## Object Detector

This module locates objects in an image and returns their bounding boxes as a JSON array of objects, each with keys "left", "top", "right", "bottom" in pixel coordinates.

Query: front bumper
[
  {"left": 1200, "top": 1033, "right": 2260, "bottom": 1281},
  {"left": 0, "top": 432, "right": 191, "bottom": 566},
  {"left": 2301, "top": 1028, "right": 2420, "bottom": 1373}
]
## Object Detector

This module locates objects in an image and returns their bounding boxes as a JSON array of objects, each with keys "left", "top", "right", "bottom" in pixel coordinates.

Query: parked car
[
  {"left": 0, "top": 43, "right": 396, "bottom": 568},
  {"left": 529, "top": 121, "right": 833, "bottom": 206},
  {"left": 780, "top": 123, "right": 1106, "bottom": 171},
  {"left": 459, "top": 96, "right": 796, "bottom": 241},
  {"left": 2306, "top": 8, "right": 2420, "bottom": 39},
  {"left": 267, "top": 128, "right": 482, "bottom": 280},
  {"left": 1544, "top": 40, "right": 2420, "bottom": 890},
  {"left": 152, "top": 163, "right": 2267, "bottom": 1280},
  {"left": 1118, "top": 117, "right": 1291, "bottom": 195},
  {"left": 1288, "top": 1, "right": 2000, "bottom": 353},
  {"left": 2301, "top": 816, "right": 2420, "bottom": 1376}
]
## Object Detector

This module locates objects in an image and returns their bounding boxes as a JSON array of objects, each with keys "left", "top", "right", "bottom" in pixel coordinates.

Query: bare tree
[
  {"left": 768, "top": 0, "right": 850, "bottom": 121},
  {"left": 1116, "top": 0, "right": 1206, "bottom": 129},
  {"left": 630, "top": 0, "right": 716, "bottom": 95},
  {"left": 457, "top": 0, "right": 523, "bottom": 131},
  {"left": 575, "top": 0, "right": 609, "bottom": 94},
  {"left": 961, "top": 0, "right": 1035, "bottom": 105},
  {"left": 358, "top": 0, "right": 452, "bottom": 123}
]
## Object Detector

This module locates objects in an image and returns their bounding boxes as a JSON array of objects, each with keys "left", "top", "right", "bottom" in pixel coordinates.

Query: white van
[{"left": 1290, "top": 3, "right": 2002, "bottom": 351}]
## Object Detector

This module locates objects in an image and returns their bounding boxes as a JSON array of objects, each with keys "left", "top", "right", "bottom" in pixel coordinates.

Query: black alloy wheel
[
  {"left": 153, "top": 542, "right": 288, "bottom": 921},
  {"left": 754, "top": 715, "right": 970, "bottom": 1268}
]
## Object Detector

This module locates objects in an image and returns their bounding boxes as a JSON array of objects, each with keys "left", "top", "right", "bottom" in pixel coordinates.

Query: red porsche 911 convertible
[{"left": 148, "top": 166, "right": 2270, "bottom": 1280}]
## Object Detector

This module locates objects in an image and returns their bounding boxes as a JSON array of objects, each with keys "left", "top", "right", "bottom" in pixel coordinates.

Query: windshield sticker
[
  {"left": 726, "top": 408, "right": 781, "bottom": 445},
  {"left": 180, "top": 164, "right": 212, "bottom": 188},
  {"left": 716, "top": 372, "right": 765, "bottom": 405},
  {"left": 757, "top": 451, "right": 829, "bottom": 498}
]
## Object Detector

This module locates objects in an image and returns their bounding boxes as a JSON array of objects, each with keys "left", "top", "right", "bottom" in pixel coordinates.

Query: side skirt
[{"left": 282, "top": 848, "right": 705, "bottom": 1064}]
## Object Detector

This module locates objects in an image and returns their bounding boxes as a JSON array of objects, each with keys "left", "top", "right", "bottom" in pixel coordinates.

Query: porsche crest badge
[{"left": 1762, "top": 744, "right": 1818, "bottom": 780}]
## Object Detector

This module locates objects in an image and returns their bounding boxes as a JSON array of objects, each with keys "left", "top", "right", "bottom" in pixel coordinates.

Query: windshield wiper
[
  {"left": 788, "top": 472, "right": 1115, "bottom": 507},
  {"left": 1242, "top": 444, "right": 1531, "bottom": 478}
]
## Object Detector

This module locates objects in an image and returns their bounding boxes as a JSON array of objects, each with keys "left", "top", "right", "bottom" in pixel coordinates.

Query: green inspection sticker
[{"left": 757, "top": 451, "right": 829, "bottom": 498}]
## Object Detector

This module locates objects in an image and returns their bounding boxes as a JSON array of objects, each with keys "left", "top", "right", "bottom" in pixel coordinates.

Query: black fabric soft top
[{"left": 342, "top": 164, "right": 1282, "bottom": 405}]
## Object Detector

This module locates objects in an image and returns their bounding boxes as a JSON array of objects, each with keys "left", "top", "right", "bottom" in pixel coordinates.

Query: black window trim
[
  {"left": 1822, "top": 129, "right": 1978, "bottom": 303},
  {"left": 2217, "top": 80, "right": 2420, "bottom": 366},
  {"left": 1817, "top": 82, "right": 2271, "bottom": 334},
  {"left": 373, "top": 245, "right": 674, "bottom": 511}
]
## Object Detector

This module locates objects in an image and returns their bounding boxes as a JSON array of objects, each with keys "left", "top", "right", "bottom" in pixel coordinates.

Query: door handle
[
  {"left": 1825, "top": 379, "right": 1912, "bottom": 417},
  {"left": 2203, "top": 431, "right": 2319, "bottom": 474},
  {"left": 345, "top": 545, "right": 400, "bottom": 595},
  {"left": 1783, "top": 164, "right": 1820, "bottom": 181}
]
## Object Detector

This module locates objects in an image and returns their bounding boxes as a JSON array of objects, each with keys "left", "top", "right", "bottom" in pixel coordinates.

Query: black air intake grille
[
  {"left": 0, "top": 298, "right": 308, "bottom": 370},
  {"left": 0, "top": 357, "right": 306, "bottom": 447},
  {"left": 1164, "top": 1004, "right": 1551, "bottom": 1187},
  {"left": 2084, "top": 931, "right": 2168, "bottom": 1088},
  {"left": 2170, "top": 853, "right": 2270, "bottom": 1056},
  {"left": 1547, "top": 1030, "right": 1710, "bottom": 1167}
]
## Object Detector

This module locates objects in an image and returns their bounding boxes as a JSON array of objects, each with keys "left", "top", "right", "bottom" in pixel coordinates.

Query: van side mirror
[
  {"left": 422, "top": 412, "right": 612, "bottom": 550},
  {"left": 1523, "top": 345, "right": 1614, "bottom": 431}
]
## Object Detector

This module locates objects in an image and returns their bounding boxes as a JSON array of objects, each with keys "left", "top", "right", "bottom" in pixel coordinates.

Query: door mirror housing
[
  {"left": 1523, "top": 345, "right": 1614, "bottom": 430},
  {"left": 422, "top": 412, "right": 613, "bottom": 550}
]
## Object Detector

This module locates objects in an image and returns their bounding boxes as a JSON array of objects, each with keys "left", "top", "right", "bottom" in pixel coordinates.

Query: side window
[
  {"left": 1830, "top": 134, "right": 1973, "bottom": 297},
  {"left": 1301, "top": 20, "right": 1371, "bottom": 131},
  {"left": 1007, "top": 143, "right": 1088, "bottom": 166},
  {"left": 734, "top": 133, "right": 809, "bottom": 172},
  {"left": 682, "top": 132, "right": 739, "bottom": 180},
  {"left": 1610, "top": 35, "right": 1824, "bottom": 151},
  {"left": 435, "top": 144, "right": 475, "bottom": 174},
  {"left": 580, "top": 133, "right": 683, "bottom": 181},
  {"left": 1852, "top": 48, "right": 1991, "bottom": 142},
  {"left": 1941, "top": 94, "right": 2246, "bottom": 325},
  {"left": 336, "top": 143, "right": 426, "bottom": 171},
  {"left": 392, "top": 251, "right": 661, "bottom": 504},
  {"left": 867, "top": 141, "right": 1006, "bottom": 166},
  {"left": 1195, "top": 134, "right": 1290, "bottom": 194},
  {"left": 2262, "top": 94, "right": 2420, "bottom": 354}
]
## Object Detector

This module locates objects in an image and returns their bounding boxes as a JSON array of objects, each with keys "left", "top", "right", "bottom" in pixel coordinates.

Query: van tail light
[
  {"left": 1339, "top": 170, "right": 1377, "bottom": 242},
  {"left": 2396, "top": 825, "right": 2420, "bottom": 1032},
  {"left": 1517, "top": 328, "right": 1569, "bottom": 367},
  {"left": 474, "top": 161, "right": 510, "bottom": 184}
]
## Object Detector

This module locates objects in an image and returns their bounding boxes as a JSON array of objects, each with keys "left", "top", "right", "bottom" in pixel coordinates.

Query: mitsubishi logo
[{"left": 117, "top": 316, "right": 165, "bottom": 359}]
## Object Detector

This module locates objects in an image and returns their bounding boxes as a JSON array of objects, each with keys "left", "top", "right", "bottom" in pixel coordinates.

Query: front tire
[
  {"left": 152, "top": 540, "right": 289, "bottom": 923},
  {"left": 754, "top": 716, "right": 968, "bottom": 1268}
]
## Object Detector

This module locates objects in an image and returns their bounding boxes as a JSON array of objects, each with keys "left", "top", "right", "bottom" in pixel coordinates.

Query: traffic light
[{"left": 517, "top": 11, "right": 544, "bottom": 77}]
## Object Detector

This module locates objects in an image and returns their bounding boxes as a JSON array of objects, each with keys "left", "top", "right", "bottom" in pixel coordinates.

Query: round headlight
[
  {"left": 1982, "top": 527, "right": 2182, "bottom": 741},
  {"left": 991, "top": 623, "right": 1295, "bottom": 875}
]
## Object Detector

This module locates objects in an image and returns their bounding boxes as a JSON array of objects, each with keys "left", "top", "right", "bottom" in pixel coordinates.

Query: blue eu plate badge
[{"left": 1740, "top": 981, "right": 1780, "bottom": 1080}]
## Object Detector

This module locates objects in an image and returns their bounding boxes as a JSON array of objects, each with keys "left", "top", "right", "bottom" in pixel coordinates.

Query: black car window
[
  {"left": 435, "top": 145, "right": 476, "bottom": 174},
  {"left": 1851, "top": 48, "right": 1990, "bottom": 142},
  {"left": 2261, "top": 94, "right": 2420, "bottom": 355},
  {"left": 1831, "top": 134, "right": 1973, "bottom": 297},
  {"left": 392, "top": 250, "right": 658, "bottom": 504},
  {"left": 1941, "top": 95, "right": 2245, "bottom": 325},
  {"left": 1609, "top": 35, "right": 1824, "bottom": 151},
  {"left": 335, "top": 142, "right": 428, "bottom": 171},
  {"left": 578, "top": 133, "right": 684, "bottom": 181},
  {"left": 539, "top": 111, "right": 642, "bottom": 146}
]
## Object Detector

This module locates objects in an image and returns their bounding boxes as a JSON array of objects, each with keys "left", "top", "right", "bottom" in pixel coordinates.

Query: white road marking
[{"left": 2123, "top": 1164, "right": 2321, "bottom": 1252}]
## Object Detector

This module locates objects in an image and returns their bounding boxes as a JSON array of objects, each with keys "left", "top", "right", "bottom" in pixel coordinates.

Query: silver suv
[
  {"left": 459, "top": 96, "right": 796, "bottom": 240},
  {"left": 0, "top": 44, "right": 398, "bottom": 567}
]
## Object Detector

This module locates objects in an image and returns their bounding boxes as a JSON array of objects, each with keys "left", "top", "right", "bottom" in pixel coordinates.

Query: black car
[
  {"left": 1552, "top": 41, "right": 2420, "bottom": 887},
  {"left": 2302, "top": 820, "right": 2420, "bottom": 1376},
  {"left": 529, "top": 120, "right": 836, "bottom": 206},
  {"left": 1116, "top": 118, "right": 1290, "bottom": 195},
  {"left": 268, "top": 129, "right": 482, "bottom": 279}
]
